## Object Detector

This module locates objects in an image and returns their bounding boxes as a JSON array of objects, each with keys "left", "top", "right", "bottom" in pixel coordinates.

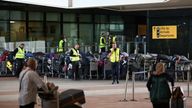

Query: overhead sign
[{"left": 152, "top": 25, "right": 177, "bottom": 39}]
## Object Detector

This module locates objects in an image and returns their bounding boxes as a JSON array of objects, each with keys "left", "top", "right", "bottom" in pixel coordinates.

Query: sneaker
[{"left": 112, "top": 82, "right": 115, "bottom": 84}]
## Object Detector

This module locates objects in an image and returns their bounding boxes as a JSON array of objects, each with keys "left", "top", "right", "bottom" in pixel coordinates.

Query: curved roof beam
[{"left": 2, "top": 0, "right": 169, "bottom": 9}]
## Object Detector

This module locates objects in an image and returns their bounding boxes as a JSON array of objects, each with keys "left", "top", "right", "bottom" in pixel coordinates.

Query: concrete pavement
[{"left": 0, "top": 77, "right": 192, "bottom": 108}]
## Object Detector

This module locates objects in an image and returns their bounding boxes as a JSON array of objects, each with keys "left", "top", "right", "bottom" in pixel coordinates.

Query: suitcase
[
  {"left": 59, "top": 89, "right": 85, "bottom": 108},
  {"left": 171, "top": 98, "right": 186, "bottom": 108}
]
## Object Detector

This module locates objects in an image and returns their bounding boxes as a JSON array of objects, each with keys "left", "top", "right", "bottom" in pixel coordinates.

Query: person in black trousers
[
  {"left": 108, "top": 43, "right": 120, "bottom": 84},
  {"left": 13, "top": 43, "right": 25, "bottom": 77},
  {"left": 70, "top": 43, "right": 81, "bottom": 80}
]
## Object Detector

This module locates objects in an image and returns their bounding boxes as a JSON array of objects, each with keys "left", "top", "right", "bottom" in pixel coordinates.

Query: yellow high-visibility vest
[
  {"left": 57, "top": 40, "right": 64, "bottom": 52},
  {"left": 110, "top": 48, "right": 120, "bottom": 62},
  {"left": 70, "top": 48, "right": 80, "bottom": 62},
  {"left": 15, "top": 47, "right": 25, "bottom": 59},
  {"left": 99, "top": 36, "right": 106, "bottom": 48}
]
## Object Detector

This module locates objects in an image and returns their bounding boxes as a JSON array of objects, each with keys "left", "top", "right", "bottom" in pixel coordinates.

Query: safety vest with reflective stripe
[
  {"left": 99, "top": 36, "right": 106, "bottom": 48},
  {"left": 110, "top": 48, "right": 120, "bottom": 63},
  {"left": 15, "top": 47, "right": 25, "bottom": 59},
  {"left": 70, "top": 48, "right": 80, "bottom": 62},
  {"left": 57, "top": 40, "right": 64, "bottom": 52}
]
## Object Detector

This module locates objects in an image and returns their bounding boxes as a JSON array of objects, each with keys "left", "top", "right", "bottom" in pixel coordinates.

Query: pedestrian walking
[{"left": 147, "top": 62, "right": 174, "bottom": 108}]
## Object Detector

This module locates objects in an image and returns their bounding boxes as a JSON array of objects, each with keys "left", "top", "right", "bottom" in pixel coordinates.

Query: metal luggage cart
[
  {"left": 0, "top": 61, "right": 6, "bottom": 76},
  {"left": 103, "top": 61, "right": 111, "bottom": 80},
  {"left": 89, "top": 61, "right": 98, "bottom": 79},
  {"left": 175, "top": 63, "right": 190, "bottom": 81}
]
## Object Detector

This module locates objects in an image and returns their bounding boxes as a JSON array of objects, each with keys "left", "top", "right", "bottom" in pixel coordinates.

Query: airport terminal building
[{"left": 1, "top": 0, "right": 192, "bottom": 57}]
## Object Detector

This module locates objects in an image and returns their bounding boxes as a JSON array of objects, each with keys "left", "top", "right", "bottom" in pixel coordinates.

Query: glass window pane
[
  {"left": 10, "top": 21, "right": 26, "bottom": 42},
  {"left": 95, "top": 15, "right": 108, "bottom": 23},
  {"left": 0, "top": 21, "right": 9, "bottom": 41},
  {"left": 110, "top": 15, "right": 123, "bottom": 23},
  {"left": 28, "top": 22, "right": 43, "bottom": 41},
  {"left": 46, "top": 13, "right": 60, "bottom": 21},
  {"left": 0, "top": 10, "right": 9, "bottom": 20},
  {"left": 79, "top": 24, "right": 93, "bottom": 46},
  {"left": 46, "top": 22, "right": 61, "bottom": 47},
  {"left": 10, "top": 11, "right": 26, "bottom": 20},
  {"left": 110, "top": 24, "right": 124, "bottom": 31},
  {"left": 63, "top": 23, "right": 77, "bottom": 47},
  {"left": 29, "top": 12, "right": 43, "bottom": 21},
  {"left": 63, "top": 13, "right": 76, "bottom": 22},
  {"left": 95, "top": 24, "right": 109, "bottom": 42},
  {"left": 79, "top": 14, "right": 92, "bottom": 22}
]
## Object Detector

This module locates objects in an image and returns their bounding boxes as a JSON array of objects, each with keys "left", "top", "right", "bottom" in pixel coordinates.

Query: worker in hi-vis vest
[
  {"left": 99, "top": 33, "right": 106, "bottom": 53},
  {"left": 108, "top": 42, "right": 120, "bottom": 84},
  {"left": 13, "top": 43, "right": 25, "bottom": 77},
  {"left": 70, "top": 43, "right": 81, "bottom": 80},
  {"left": 109, "top": 35, "right": 117, "bottom": 48},
  {"left": 57, "top": 36, "right": 66, "bottom": 53}
]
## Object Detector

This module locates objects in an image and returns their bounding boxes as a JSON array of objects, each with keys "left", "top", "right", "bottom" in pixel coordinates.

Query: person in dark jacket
[{"left": 147, "top": 62, "right": 174, "bottom": 108}]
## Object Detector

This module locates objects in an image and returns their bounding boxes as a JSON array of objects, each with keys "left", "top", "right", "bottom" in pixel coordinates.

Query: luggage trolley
[
  {"left": 89, "top": 61, "right": 98, "bottom": 79},
  {"left": 103, "top": 61, "right": 111, "bottom": 79}
]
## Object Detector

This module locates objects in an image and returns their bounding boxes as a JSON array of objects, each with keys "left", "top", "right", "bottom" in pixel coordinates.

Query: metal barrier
[{"left": 131, "top": 71, "right": 147, "bottom": 101}]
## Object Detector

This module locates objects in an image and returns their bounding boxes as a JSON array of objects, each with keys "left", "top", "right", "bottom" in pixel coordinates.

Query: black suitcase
[{"left": 59, "top": 89, "right": 86, "bottom": 108}]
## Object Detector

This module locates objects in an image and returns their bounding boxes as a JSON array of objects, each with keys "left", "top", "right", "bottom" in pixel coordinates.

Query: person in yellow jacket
[
  {"left": 70, "top": 43, "right": 81, "bottom": 80},
  {"left": 99, "top": 33, "right": 106, "bottom": 53},
  {"left": 108, "top": 35, "right": 117, "bottom": 48},
  {"left": 108, "top": 43, "right": 120, "bottom": 84},
  {"left": 57, "top": 36, "right": 66, "bottom": 53},
  {"left": 13, "top": 43, "right": 25, "bottom": 77}
]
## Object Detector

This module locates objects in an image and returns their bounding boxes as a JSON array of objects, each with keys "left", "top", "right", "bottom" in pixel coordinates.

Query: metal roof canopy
[{"left": 2, "top": 0, "right": 192, "bottom": 11}]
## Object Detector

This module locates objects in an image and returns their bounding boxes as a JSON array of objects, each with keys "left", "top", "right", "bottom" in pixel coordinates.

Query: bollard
[
  {"left": 187, "top": 65, "right": 190, "bottom": 97},
  {"left": 121, "top": 60, "right": 129, "bottom": 102},
  {"left": 131, "top": 72, "right": 136, "bottom": 101},
  {"left": 144, "top": 60, "right": 146, "bottom": 80},
  {"left": 44, "top": 75, "right": 47, "bottom": 83},
  {"left": 42, "top": 57, "right": 45, "bottom": 75},
  {"left": 51, "top": 57, "right": 54, "bottom": 77}
]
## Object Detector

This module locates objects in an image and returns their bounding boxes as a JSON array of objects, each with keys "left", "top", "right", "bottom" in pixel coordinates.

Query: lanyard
[{"left": 19, "top": 68, "right": 31, "bottom": 92}]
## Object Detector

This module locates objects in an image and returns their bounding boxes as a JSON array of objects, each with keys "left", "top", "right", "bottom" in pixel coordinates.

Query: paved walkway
[{"left": 0, "top": 77, "right": 192, "bottom": 108}]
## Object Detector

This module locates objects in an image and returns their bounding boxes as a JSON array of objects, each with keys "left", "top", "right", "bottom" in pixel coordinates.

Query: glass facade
[
  {"left": 0, "top": 7, "right": 125, "bottom": 53},
  {"left": 0, "top": 21, "right": 9, "bottom": 41},
  {"left": 29, "top": 12, "right": 43, "bottom": 21},
  {"left": 28, "top": 22, "right": 43, "bottom": 41},
  {"left": 63, "top": 23, "right": 78, "bottom": 48},
  {"left": 10, "top": 11, "right": 26, "bottom": 20},
  {"left": 10, "top": 21, "right": 26, "bottom": 42},
  {"left": 79, "top": 24, "right": 93, "bottom": 45},
  {"left": 0, "top": 10, "right": 9, "bottom": 20}
]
